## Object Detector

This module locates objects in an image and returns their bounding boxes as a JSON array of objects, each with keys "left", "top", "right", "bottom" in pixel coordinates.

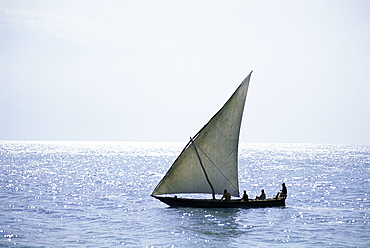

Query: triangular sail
[{"left": 152, "top": 72, "right": 252, "bottom": 197}]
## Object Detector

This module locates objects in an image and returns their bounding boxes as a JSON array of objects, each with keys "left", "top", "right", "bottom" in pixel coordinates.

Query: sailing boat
[{"left": 151, "top": 71, "right": 286, "bottom": 208}]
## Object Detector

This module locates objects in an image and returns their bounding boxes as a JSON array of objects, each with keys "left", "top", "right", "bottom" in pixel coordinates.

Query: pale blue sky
[{"left": 1, "top": 0, "right": 369, "bottom": 143}]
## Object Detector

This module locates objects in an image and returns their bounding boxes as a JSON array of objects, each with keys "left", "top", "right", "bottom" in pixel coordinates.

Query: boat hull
[{"left": 152, "top": 196, "right": 286, "bottom": 208}]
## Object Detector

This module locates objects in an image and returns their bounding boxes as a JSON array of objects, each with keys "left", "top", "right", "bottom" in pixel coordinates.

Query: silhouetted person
[
  {"left": 256, "top": 189, "right": 266, "bottom": 200},
  {"left": 241, "top": 190, "right": 248, "bottom": 201},
  {"left": 275, "top": 183, "right": 288, "bottom": 199},
  {"left": 281, "top": 183, "right": 287, "bottom": 197},
  {"left": 221, "top": 189, "right": 231, "bottom": 202}
]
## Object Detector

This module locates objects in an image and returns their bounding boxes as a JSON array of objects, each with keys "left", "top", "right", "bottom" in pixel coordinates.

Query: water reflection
[{"left": 166, "top": 207, "right": 252, "bottom": 245}]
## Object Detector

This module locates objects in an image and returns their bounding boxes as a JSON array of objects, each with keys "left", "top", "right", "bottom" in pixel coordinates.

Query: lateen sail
[{"left": 152, "top": 72, "right": 252, "bottom": 197}]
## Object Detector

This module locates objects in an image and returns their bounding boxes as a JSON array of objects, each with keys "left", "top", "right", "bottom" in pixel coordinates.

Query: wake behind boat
[{"left": 151, "top": 71, "right": 287, "bottom": 208}]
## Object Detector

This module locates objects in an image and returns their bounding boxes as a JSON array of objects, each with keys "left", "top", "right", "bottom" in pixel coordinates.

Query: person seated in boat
[
  {"left": 275, "top": 183, "right": 288, "bottom": 199},
  {"left": 241, "top": 190, "right": 248, "bottom": 201},
  {"left": 256, "top": 189, "right": 266, "bottom": 200},
  {"left": 221, "top": 189, "right": 231, "bottom": 202}
]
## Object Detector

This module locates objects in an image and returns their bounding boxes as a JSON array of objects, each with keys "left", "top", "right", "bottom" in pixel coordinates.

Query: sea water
[{"left": 0, "top": 141, "right": 369, "bottom": 247}]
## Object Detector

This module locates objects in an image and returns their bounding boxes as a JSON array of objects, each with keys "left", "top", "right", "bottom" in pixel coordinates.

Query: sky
[{"left": 0, "top": 0, "right": 369, "bottom": 143}]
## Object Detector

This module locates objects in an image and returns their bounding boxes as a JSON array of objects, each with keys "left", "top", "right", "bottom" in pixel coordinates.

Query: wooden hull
[{"left": 152, "top": 196, "right": 286, "bottom": 208}]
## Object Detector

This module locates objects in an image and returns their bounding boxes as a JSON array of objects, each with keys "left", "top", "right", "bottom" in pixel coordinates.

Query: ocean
[{"left": 0, "top": 141, "right": 369, "bottom": 247}]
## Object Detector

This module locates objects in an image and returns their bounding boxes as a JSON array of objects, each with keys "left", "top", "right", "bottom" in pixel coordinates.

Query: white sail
[{"left": 152, "top": 72, "right": 252, "bottom": 197}]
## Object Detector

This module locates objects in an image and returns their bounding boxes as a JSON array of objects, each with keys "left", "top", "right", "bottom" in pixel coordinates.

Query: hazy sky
[{"left": 1, "top": 1, "right": 369, "bottom": 143}]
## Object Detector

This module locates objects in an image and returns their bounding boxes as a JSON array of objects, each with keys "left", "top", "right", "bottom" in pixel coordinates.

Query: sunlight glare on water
[{"left": 0, "top": 141, "right": 369, "bottom": 247}]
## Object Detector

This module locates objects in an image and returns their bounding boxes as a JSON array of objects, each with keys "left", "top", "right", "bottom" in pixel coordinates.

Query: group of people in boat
[{"left": 221, "top": 183, "right": 287, "bottom": 202}]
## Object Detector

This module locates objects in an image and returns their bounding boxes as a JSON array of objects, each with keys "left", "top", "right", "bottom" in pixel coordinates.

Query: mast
[{"left": 190, "top": 137, "right": 216, "bottom": 200}]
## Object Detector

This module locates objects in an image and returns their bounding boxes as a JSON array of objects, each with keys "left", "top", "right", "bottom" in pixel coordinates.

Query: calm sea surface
[{"left": 0, "top": 141, "right": 369, "bottom": 247}]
